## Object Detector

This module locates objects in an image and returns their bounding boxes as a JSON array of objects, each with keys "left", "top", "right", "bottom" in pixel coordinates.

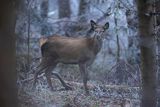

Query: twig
[{"left": 19, "top": 73, "right": 45, "bottom": 83}]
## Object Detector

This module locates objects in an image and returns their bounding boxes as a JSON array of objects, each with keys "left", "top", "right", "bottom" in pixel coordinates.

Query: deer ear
[
  {"left": 90, "top": 20, "right": 97, "bottom": 28},
  {"left": 104, "top": 22, "right": 109, "bottom": 30}
]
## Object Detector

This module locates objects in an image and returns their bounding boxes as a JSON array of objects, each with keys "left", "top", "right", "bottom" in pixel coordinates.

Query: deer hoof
[
  {"left": 84, "top": 89, "right": 90, "bottom": 96},
  {"left": 85, "top": 91, "right": 90, "bottom": 96}
]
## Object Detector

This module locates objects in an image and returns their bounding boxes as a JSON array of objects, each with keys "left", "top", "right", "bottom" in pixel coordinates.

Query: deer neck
[{"left": 90, "top": 36, "right": 103, "bottom": 55}]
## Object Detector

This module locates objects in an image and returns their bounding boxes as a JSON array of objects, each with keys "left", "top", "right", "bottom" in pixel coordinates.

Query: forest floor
[{"left": 18, "top": 77, "right": 140, "bottom": 107}]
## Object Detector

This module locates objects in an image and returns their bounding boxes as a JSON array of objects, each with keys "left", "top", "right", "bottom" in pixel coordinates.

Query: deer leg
[
  {"left": 32, "top": 63, "right": 48, "bottom": 89},
  {"left": 52, "top": 72, "right": 72, "bottom": 90},
  {"left": 79, "top": 64, "right": 89, "bottom": 95},
  {"left": 45, "top": 65, "right": 56, "bottom": 91}
]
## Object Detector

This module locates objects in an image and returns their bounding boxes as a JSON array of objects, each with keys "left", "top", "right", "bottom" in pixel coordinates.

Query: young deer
[{"left": 33, "top": 20, "right": 109, "bottom": 94}]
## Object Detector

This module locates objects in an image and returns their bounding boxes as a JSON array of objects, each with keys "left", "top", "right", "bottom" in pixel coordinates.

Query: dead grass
[{"left": 18, "top": 78, "right": 140, "bottom": 107}]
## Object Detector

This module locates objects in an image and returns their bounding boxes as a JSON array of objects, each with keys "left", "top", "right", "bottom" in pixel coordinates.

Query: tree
[
  {"left": 137, "top": 0, "right": 157, "bottom": 107},
  {"left": 40, "top": 0, "right": 48, "bottom": 35},
  {"left": 155, "top": 1, "right": 160, "bottom": 106},
  {"left": 78, "top": 0, "right": 88, "bottom": 22},
  {"left": 0, "top": 0, "right": 19, "bottom": 107},
  {"left": 58, "top": 0, "right": 71, "bottom": 18}
]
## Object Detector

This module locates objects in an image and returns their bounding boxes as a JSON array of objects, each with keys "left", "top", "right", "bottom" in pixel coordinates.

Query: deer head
[{"left": 90, "top": 20, "right": 109, "bottom": 40}]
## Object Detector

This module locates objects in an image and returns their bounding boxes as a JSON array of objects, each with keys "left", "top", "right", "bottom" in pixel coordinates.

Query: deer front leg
[{"left": 79, "top": 64, "right": 89, "bottom": 95}]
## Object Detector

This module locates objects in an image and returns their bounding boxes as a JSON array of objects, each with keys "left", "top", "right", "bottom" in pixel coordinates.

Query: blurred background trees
[
  {"left": 16, "top": 0, "right": 140, "bottom": 84},
  {"left": 14, "top": 0, "right": 160, "bottom": 107}
]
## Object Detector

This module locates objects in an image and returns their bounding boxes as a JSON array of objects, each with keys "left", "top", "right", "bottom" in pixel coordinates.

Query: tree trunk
[
  {"left": 58, "top": 0, "right": 71, "bottom": 18},
  {"left": 41, "top": 0, "right": 48, "bottom": 35},
  {"left": 137, "top": 1, "right": 157, "bottom": 107},
  {"left": 41, "top": 0, "right": 48, "bottom": 19},
  {"left": 155, "top": 1, "right": 160, "bottom": 26},
  {"left": 155, "top": 1, "right": 160, "bottom": 106},
  {"left": 0, "top": 0, "right": 19, "bottom": 107},
  {"left": 78, "top": 0, "right": 88, "bottom": 22},
  {"left": 27, "top": 2, "right": 31, "bottom": 71},
  {"left": 115, "top": 2, "right": 122, "bottom": 84}
]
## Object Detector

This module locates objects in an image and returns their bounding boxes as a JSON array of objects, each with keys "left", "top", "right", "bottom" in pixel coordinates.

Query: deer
[{"left": 33, "top": 20, "right": 109, "bottom": 94}]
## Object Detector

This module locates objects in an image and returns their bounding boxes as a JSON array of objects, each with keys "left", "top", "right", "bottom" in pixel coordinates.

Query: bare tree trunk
[
  {"left": 41, "top": 0, "right": 48, "bottom": 35},
  {"left": 156, "top": 1, "right": 160, "bottom": 26},
  {"left": 115, "top": 1, "right": 122, "bottom": 84},
  {"left": 41, "top": 0, "right": 48, "bottom": 19},
  {"left": 0, "top": 0, "right": 19, "bottom": 106},
  {"left": 155, "top": 1, "right": 160, "bottom": 106},
  {"left": 27, "top": 1, "right": 31, "bottom": 71},
  {"left": 157, "top": 36, "right": 160, "bottom": 107},
  {"left": 58, "top": 0, "right": 71, "bottom": 18},
  {"left": 114, "top": 1, "right": 120, "bottom": 62},
  {"left": 78, "top": 0, "right": 88, "bottom": 22},
  {"left": 137, "top": 1, "right": 157, "bottom": 107}
]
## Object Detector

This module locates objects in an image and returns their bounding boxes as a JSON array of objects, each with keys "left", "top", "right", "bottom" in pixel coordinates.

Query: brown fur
[
  {"left": 39, "top": 37, "right": 48, "bottom": 47},
  {"left": 41, "top": 36, "right": 100, "bottom": 64}
]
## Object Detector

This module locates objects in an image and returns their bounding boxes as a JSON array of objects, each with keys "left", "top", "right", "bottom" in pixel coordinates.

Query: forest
[{"left": 0, "top": 0, "right": 160, "bottom": 107}]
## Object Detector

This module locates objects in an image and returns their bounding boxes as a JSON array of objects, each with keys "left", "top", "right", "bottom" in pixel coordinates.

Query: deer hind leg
[
  {"left": 52, "top": 72, "right": 72, "bottom": 90},
  {"left": 45, "top": 65, "right": 72, "bottom": 91},
  {"left": 79, "top": 64, "right": 89, "bottom": 95},
  {"left": 45, "top": 64, "right": 57, "bottom": 91},
  {"left": 32, "top": 62, "right": 49, "bottom": 89}
]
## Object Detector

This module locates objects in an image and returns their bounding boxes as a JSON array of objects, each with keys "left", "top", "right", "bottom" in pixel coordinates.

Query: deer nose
[
  {"left": 97, "top": 32, "right": 103, "bottom": 35},
  {"left": 96, "top": 31, "right": 100, "bottom": 34}
]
